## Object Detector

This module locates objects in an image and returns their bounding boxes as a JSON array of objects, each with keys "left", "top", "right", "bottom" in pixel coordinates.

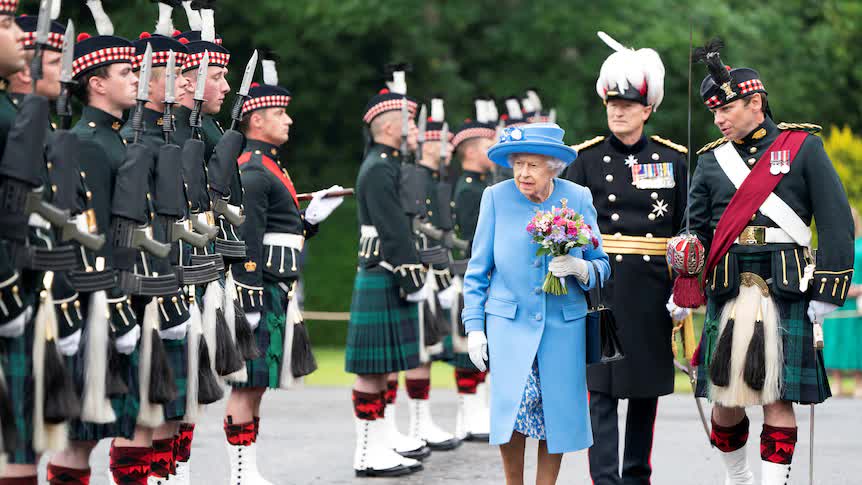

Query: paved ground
[{"left": 42, "top": 388, "right": 862, "bottom": 484}]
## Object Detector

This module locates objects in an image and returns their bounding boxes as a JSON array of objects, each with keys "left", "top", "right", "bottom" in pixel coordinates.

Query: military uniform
[
  {"left": 670, "top": 41, "right": 854, "bottom": 485},
  {"left": 565, "top": 33, "right": 686, "bottom": 485}
]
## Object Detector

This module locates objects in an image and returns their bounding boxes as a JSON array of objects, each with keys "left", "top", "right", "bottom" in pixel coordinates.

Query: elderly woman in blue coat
[{"left": 461, "top": 123, "right": 610, "bottom": 485}]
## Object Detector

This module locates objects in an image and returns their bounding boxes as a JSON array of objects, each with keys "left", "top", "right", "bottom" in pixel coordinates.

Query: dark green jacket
[
  {"left": 356, "top": 142, "right": 424, "bottom": 294},
  {"left": 688, "top": 117, "right": 854, "bottom": 306},
  {"left": 453, "top": 169, "right": 489, "bottom": 252}
]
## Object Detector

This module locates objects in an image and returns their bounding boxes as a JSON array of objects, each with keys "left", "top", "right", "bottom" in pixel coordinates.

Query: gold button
[
  {"left": 86, "top": 191, "right": 93, "bottom": 199},
  {"left": 749, "top": 147, "right": 757, "bottom": 154},
  {"left": 271, "top": 148, "right": 277, "bottom": 156},
  {"left": 605, "top": 174, "right": 614, "bottom": 183},
  {"left": 466, "top": 177, "right": 473, "bottom": 183},
  {"left": 425, "top": 198, "right": 431, "bottom": 204},
  {"left": 254, "top": 150, "right": 261, "bottom": 155},
  {"left": 116, "top": 303, "right": 123, "bottom": 310},
  {"left": 51, "top": 184, "right": 58, "bottom": 192},
  {"left": 615, "top": 255, "right": 623, "bottom": 262},
  {"left": 80, "top": 171, "right": 86, "bottom": 179},
  {"left": 450, "top": 202, "right": 455, "bottom": 207},
  {"left": 381, "top": 153, "right": 387, "bottom": 159},
  {"left": 648, "top": 213, "right": 656, "bottom": 221},
  {"left": 751, "top": 214, "right": 757, "bottom": 221},
  {"left": 747, "top": 158, "right": 756, "bottom": 165},
  {"left": 88, "top": 122, "right": 96, "bottom": 128},
  {"left": 393, "top": 150, "right": 399, "bottom": 157},
  {"left": 428, "top": 211, "right": 433, "bottom": 216},
  {"left": 46, "top": 162, "right": 53, "bottom": 170}
]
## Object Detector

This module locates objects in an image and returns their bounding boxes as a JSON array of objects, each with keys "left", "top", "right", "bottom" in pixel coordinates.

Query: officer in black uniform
[{"left": 564, "top": 32, "right": 688, "bottom": 485}]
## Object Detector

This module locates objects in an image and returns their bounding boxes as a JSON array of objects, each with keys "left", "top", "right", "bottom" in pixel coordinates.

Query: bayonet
[
  {"left": 162, "top": 49, "right": 176, "bottom": 143},
  {"left": 416, "top": 104, "right": 427, "bottom": 162},
  {"left": 438, "top": 122, "right": 449, "bottom": 179},
  {"left": 189, "top": 50, "right": 208, "bottom": 131},
  {"left": 29, "top": 0, "right": 54, "bottom": 92},
  {"left": 228, "top": 49, "right": 258, "bottom": 130},
  {"left": 56, "top": 20, "right": 75, "bottom": 128},
  {"left": 132, "top": 43, "right": 153, "bottom": 144},
  {"left": 400, "top": 96, "right": 409, "bottom": 159}
]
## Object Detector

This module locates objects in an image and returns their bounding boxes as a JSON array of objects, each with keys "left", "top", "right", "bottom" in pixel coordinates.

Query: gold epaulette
[
  {"left": 697, "top": 136, "right": 727, "bottom": 155},
  {"left": 777, "top": 122, "right": 822, "bottom": 134},
  {"left": 650, "top": 135, "right": 688, "bottom": 154},
  {"left": 571, "top": 136, "right": 605, "bottom": 152}
]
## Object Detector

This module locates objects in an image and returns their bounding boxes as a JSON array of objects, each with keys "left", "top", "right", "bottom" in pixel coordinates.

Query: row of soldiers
[{"left": 0, "top": 1, "right": 345, "bottom": 484}]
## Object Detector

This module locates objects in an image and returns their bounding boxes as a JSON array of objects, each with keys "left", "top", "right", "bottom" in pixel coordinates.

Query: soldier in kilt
[
  {"left": 444, "top": 97, "right": 500, "bottom": 442},
  {"left": 346, "top": 77, "right": 433, "bottom": 477},
  {"left": 668, "top": 40, "right": 855, "bottom": 485},
  {"left": 563, "top": 33, "right": 689, "bottom": 485},
  {"left": 379, "top": 96, "right": 461, "bottom": 456},
  {"left": 228, "top": 61, "right": 344, "bottom": 484}
]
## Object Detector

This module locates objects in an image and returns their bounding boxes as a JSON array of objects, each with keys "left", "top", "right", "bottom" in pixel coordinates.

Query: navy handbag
[{"left": 585, "top": 260, "right": 625, "bottom": 366}]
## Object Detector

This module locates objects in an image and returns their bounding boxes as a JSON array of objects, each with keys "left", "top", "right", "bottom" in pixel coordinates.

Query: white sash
[{"left": 713, "top": 142, "right": 812, "bottom": 247}]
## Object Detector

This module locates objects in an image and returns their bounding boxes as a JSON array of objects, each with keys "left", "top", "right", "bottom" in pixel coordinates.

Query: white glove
[
  {"left": 305, "top": 185, "right": 345, "bottom": 225},
  {"left": 437, "top": 284, "right": 459, "bottom": 310},
  {"left": 405, "top": 284, "right": 429, "bottom": 303},
  {"left": 245, "top": 311, "right": 261, "bottom": 331},
  {"left": 0, "top": 306, "right": 32, "bottom": 338},
  {"left": 807, "top": 301, "right": 838, "bottom": 324},
  {"left": 467, "top": 331, "right": 488, "bottom": 372},
  {"left": 548, "top": 255, "right": 590, "bottom": 284},
  {"left": 115, "top": 324, "right": 141, "bottom": 355},
  {"left": 158, "top": 319, "right": 190, "bottom": 340},
  {"left": 56, "top": 328, "right": 82, "bottom": 356},
  {"left": 666, "top": 295, "right": 691, "bottom": 322}
]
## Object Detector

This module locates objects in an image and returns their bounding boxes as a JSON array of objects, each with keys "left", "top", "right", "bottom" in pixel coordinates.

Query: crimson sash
[
  {"left": 702, "top": 130, "right": 809, "bottom": 279},
  {"left": 237, "top": 151, "right": 300, "bottom": 207}
]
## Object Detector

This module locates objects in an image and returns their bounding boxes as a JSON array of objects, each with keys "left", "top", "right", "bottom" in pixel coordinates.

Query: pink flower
[
  {"left": 553, "top": 216, "right": 563, "bottom": 226},
  {"left": 591, "top": 236, "right": 599, "bottom": 248},
  {"left": 526, "top": 223, "right": 536, "bottom": 233}
]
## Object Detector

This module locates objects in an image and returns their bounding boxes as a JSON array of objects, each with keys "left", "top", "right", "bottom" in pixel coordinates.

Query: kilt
[
  {"left": 345, "top": 267, "right": 420, "bottom": 375},
  {"left": 162, "top": 338, "right": 187, "bottom": 420},
  {"left": 231, "top": 281, "right": 289, "bottom": 389},
  {"left": 70, "top": 348, "right": 140, "bottom": 442},
  {"left": 695, "top": 253, "right": 831, "bottom": 405},
  {"left": 0, "top": 322, "right": 35, "bottom": 464}
]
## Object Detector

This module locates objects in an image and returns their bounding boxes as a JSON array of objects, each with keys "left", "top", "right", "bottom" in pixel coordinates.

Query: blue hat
[{"left": 487, "top": 123, "right": 577, "bottom": 168}]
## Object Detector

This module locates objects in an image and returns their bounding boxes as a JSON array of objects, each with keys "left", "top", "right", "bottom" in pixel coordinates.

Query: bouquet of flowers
[{"left": 527, "top": 198, "right": 599, "bottom": 295}]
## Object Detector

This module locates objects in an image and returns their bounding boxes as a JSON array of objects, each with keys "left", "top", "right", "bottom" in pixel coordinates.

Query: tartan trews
[{"left": 345, "top": 267, "right": 420, "bottom": 375}]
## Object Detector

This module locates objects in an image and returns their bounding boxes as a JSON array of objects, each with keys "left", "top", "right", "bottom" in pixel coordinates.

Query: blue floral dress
[{"left": 513, "top": 359, "right": 546, "bottom": 440}]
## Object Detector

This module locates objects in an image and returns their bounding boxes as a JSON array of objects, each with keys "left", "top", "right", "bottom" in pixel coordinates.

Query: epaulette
[
  {"left": 697, "top": 136, "right": 727, "bottom": 155},
  {"left": 571, "top": 136, "right": 605, "bottom": 152},
  {"left": 650, "top": 135, "right": 688, "bottom": 154},
  {"left": 777, "top": 122, "right": 822, "bottom": 134}
]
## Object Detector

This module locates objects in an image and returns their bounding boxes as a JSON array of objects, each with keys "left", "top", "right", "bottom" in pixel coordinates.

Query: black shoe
[
  {"left": 397, "top": 445, "right": 432, "bottom": 460},
  {"left": 427, "top": 437, "right": 462, "bottom": 451},
  {"left": 465, "top": 432, "right": 490, "bottom": 442},
  {"left": 355, "top": 464, "right": 413, "bottom": 478}
]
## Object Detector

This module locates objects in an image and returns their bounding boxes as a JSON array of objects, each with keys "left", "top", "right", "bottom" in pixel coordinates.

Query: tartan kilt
[
  {"left": 69, "top": 348, "right": 140, "bottom": 442},
  {"left": 161, "top": 338, "right": 187, "bottom": 420},
  {"left": 695, "top": 253, "right": 831, "bottom": 405},
  {"left": 345, "top": 267, "right": 420, "bottom": 375},
  {"left": 0, "top": 322, "right": 36, "bottom": 464},
  {"left": 231, "top": 281, "right": 290, "bottom": 390}
]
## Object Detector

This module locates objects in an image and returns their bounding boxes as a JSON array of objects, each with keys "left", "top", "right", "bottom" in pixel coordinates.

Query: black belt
[
  {"left": 419, "top": 246, "right": 449, "bottom": 265},
  {"left": 450, "top": 259, "right": 469, "bottom": 276},
  {"left": 118, "top": 271, "right": 179, "bottom": 296},
  {"left": 68, "top": 269, "right": 117, "bottom": 292},
  {"left": 189, "top": 253, "right": 225, "bottom": 272},
  {"left": 13, "top": 244, "right": 82, "bottom": 271},
  {"left": 174, "top": 261, "right": 219, "bottom": 285},
  {"left": 214, "top": 237, "right": 246, "bottom": 259}
]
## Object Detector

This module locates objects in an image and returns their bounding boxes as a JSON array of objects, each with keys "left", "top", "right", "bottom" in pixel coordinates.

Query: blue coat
[{"left": 461, "top": 178, "right": 610, "bottom": 454}]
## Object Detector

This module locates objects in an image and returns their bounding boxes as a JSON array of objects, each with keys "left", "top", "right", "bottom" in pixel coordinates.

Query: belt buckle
[{"left": 739, "top": 226, "right": 766, "bottom": 246}]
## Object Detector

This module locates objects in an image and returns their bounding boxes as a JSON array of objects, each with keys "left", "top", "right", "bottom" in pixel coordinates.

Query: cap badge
[{"left": 720, "top": 82, "right": 737, "bottom": 100}]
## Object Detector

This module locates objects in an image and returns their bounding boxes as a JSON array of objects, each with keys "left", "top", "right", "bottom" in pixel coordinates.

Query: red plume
[
  {"left": 378, "top": 88, "right": 390, "bottom": 94},
  {"left": 139, "top": 32, "right": 152, "bottom": 39},
  {"left": 77, "top": 32, "right": 91, "bottom": 42}
]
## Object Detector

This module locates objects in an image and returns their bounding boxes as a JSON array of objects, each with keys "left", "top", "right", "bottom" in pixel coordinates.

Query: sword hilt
[
  {"left": 230, "top": 95, "right": 245, "bottom": 125},
  {"left": 189, "top": 101, "right": 203, "bottom": 130}
]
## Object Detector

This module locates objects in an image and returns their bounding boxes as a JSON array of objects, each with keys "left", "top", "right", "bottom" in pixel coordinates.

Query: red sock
[
  {"left": 47, "top": 464, "right": 91, "bottom": 485},
  {"left": 455, "top": 369, "right": 483, "bottom": 394},
  {"left": 405, "top": 378, "right": 430, "bottom": 400},
  {"left": 760, "top": 424, "right": 798, "bottom": 465},
  {"left": 176, "top": 423, "right": 195, "bottom": 463},
  {"left": 150, "top": 438, "right": 174, "bottom": 478},
  {"left": 384, "top": 379, "right": 398, "bottom": 405},
  {"left": 710, "top": 415, "right": 750, "bottom": 452},
  {"left": 253, "top": 416, "right": 260, "bottom": 442},
  {"left": 224, "top": 417, "right": 256, "bottom": 446},
  {"left": 109, "top": 443, "right": 152, "bottom": 485},
  {"left": 0, "top": 477, "right": 39, "bottom": 485},
  {"left": 352, "top": 390, "right": 384, "bottom": 420}
]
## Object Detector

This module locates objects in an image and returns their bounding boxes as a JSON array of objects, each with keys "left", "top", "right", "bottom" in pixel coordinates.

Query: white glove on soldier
[
  {"left": 158, "top": 319, "right": 190, "bottom": 340},
  {"left": 467, "top": 331, "right": 488, "bottom": 372},
  {"left": 437, "top": 283, "right": 459, "bottom": 310},
  {"left": 0, "top": 306, "right": 32, "bottom": 338},
  {"left": 807, "top": 301, "right": 838, "bottom": 324},
  {"left": 666, "top": 295, "right": 691, "bottom": 322},
  {"left": 548, "top": 255, "right": 590, "bottom": 284},
  {"left": 405, "top": 284, "right": 429, "bottom": 303},
  {"left": 245, "top": 311, "right": 261, "bottom": 331},
  {"left": 305, "top": 185, "right": 345, "bottom": 225},
  {"left": 114, "top": 324, "right": 141, "bottom": 355},
  {"left": 57, "top": 329, "right": 82, "bottom": 356}
]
